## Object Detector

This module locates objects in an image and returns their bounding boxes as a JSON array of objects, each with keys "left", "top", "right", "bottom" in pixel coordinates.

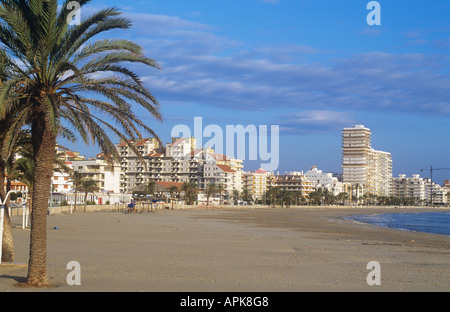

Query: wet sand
[{"left": 1, "top": 207, "right": 449, "bottom": 292}]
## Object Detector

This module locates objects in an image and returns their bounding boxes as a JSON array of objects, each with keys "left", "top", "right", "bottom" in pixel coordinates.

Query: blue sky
[{"left": 65, "top": 0, "right": 450, "bottom": 184}]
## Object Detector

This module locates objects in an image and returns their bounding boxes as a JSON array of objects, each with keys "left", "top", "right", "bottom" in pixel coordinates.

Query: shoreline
[{"left": 1, "top": 206, "right": 449, "bottom": 292}]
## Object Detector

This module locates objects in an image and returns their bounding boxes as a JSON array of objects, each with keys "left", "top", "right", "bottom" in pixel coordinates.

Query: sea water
[{"left": 346, "top": 211, "right": 450, "bottom": 236}]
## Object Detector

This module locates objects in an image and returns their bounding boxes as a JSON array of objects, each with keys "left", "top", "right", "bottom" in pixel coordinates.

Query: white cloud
[
  {"left": 119, "top": 12, "right": 450, "bottom": 117},
  {"left": 279, "top": 110, "right": 356, "bottom": 134}
]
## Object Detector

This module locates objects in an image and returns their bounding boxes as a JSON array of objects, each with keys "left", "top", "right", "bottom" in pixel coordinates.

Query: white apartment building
[
  {"left": 304, "top": 166, "right": 347, "bottom": 196},
  {"left": 443, "top": 181, "right": 450, "bottom": 205},
  {"left": 370, "top": 149, "right": 392, "bottom": 197},
  {"left": 206, "top": 151, "right": 244, "bottom": 193},
  {"left": 392, "top": 174, "right": 427, "bottom": 201},
  {"left": 51, "top": 149, "right": 123, "bottom": 205},
  {"left": 342, "top": 125, "right": 392, "bottom": 196},
  {"left": 52, "top": 149, "right": 86, "bottom": 194},
  {"left": 426, "top": 181, "right": 445, "bottom": 205},
  {"left": 117, "top": 137, "right": 161, "bottom": 192},
  {"left": 203, "top": 162, "right": 236, "bottom": 199},
  {"left": 117, "top": 137, "right": 244, "bottom": 195},
  {"left": 71, "top": 156, "right": 122, "bottom": 194},
  {"left": 52, "top": 171, "right": 72, "bottom": 193},
  {"left": 392, "top": 174, "right": 447, "bottom": 205}
]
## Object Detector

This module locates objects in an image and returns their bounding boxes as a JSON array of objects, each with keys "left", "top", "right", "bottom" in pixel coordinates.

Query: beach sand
[{"left": 0, "top": 207, "right": 449, "bottom": 292}]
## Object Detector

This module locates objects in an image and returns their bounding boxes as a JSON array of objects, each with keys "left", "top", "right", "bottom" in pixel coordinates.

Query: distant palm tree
[
  {"left": 265, "top": 186, "right": 278, "bottom": 207},
  {"left": 80, "top": 178, "right": 99, "bottom": 212},
  {"left": 216, "top": 184, "right": 226, "bottom": 205},
  {"left": 181, "top": 182, "right": 198, "bottom": 205},
  {"left": 69, "top": 171, "right": 84, "bottom": 213},
  {"left": 337, "top": 192, "right": 349, "bottom": 205},
  {"left": 205, "top": 184, "right": 218, "bottom": 206},
  {"left": 280, "top": 190, "right": 294, "bottom": 207},
  {"left": 147, "top": 181, "right": 156, "bottom": 197},
  {"left": 0, "top": 0, "right": 161, "bottom": 287},
  {"left": 232, "top": 189, "right": 240, "bottom": 205},
  {"left": 168, "top": 185, "right": 179, "bottom": 209},
  {"left": 241, "top": 188, "right": 250, "bottom": 202}
]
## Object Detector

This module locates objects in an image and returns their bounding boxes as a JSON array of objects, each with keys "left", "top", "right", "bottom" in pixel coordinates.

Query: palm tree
[
  {"left": 265, "top": 186, "right": 277, "bottom": 207},
  {"left": 336, "top": 192, "right": 349, "bottom": 205},
  {"left": 181, "top": 182, "right": 198, "bottom": 205},
  {"left": 241, "top": 188, "right": 250, "bottom": 203},
  {"left": 168, "top": 185, "right": 179, "bottom": 210},
  {"left": 0, "top": 47, "right": 23, "bottom": 263},
  {"left": 216, "top": 184, "right": 226, "bottom": 205},
  {"left": 232, "top": 189, "right": 240, "bottom": 205},
  {"left": 0, "top": 1, "right": 161, "bottom": 287},
  {"left": 69, "top": 171, "right": 84, "bottom": 213},
  {"left": 205, "top": 184, "right": 218, "bottom": 206},
  {"left": 147, "top": 181, "right": 156, "bottom": 197},
  {"left": 80, "top": 178, "right": 99, "bottom": 212}
]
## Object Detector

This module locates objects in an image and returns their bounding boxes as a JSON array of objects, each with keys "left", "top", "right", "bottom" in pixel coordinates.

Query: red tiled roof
[
  {"left": 171, "top": 138, "right": 185, "bottom": 147},
  {"left": 148, "top": 150, "right": 163, "bottom": 157},
  {"left": 135, "top": 139, "right": 148, "bottom": 146},
  {"left": 216, "top": 164, "right": 235, "bottom": 173},
  {"left": 209, "top": 153, "right": 227, "bottom": 161},
  {"left": 155, "top": 181, "right": 183, "bottom": 189}
]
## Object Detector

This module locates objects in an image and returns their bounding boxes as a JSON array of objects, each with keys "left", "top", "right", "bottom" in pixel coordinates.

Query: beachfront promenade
[
  {"left": 1, "top": 205, "right": 449, "bottom": 292},
  {"left": 9, "top": 202, "right": 448, "bottom": 217}
]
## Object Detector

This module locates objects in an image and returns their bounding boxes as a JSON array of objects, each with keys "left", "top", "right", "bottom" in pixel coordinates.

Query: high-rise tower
[{"left": 342, "top": 125, "right": 392, "bottom": 196}]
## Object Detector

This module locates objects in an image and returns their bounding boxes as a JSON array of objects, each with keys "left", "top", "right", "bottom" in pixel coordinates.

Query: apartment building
[
  {"left": 203, "top": 162, "right": 236, "bottom": 199},
  {"left": 425, "top": 180, "right": 445, "bottom": 205},
  {"left": 370, "top": 149, "right": 392, "bottom": 197},
  {"left": 117, "top": 137, "right": 244, "bottom": 195},
  {"left": 392, "top": 174, "right": 447, "bottom": 205},
  {"left": 269, "top": 171, "right": 314, "bottom": 197},
  {"left": 117, "top": 137, "right": 161, "bottom": 192},
  {"left": 71, "top": 155, "right": 122, "bottom": 194},
  {"left": 304, "top": 166, "right": 348, "bottom": 196},
  {"left": 207, "top": 151, "right": 244, "bottom": 193},
  {"left": 391, "top": 174, "right": 427, "bottom": 201},
  {"left": 243, "top": 169, "right": 269, "bottom": 201},
  {"left": 443, "top": 180, "right": 450, "bottom": 205},
  {"left": 52, "top": 148, "right": 86, "bottom": 193},
  {"left": 342, "top": 125, "right": 392, "bottom": 196}
]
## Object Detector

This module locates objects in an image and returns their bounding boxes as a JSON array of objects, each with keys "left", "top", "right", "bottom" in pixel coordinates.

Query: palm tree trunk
[
  {"left": 27, "top": 108, "right": 56, "bottom": 287},
  {"left": 73, "top": 191, "right": 78, "bottom": 212},
  {"left": 0, "top": 168, "right": 15, "bottom": 263},
  {"left": 84, "top": 192, "right": 88, "bottom": 212}
]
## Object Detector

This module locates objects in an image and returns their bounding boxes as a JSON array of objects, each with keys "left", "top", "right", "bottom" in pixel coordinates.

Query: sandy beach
[{"left": 0, "top": 206, "right": 449, "bottom": 292}]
